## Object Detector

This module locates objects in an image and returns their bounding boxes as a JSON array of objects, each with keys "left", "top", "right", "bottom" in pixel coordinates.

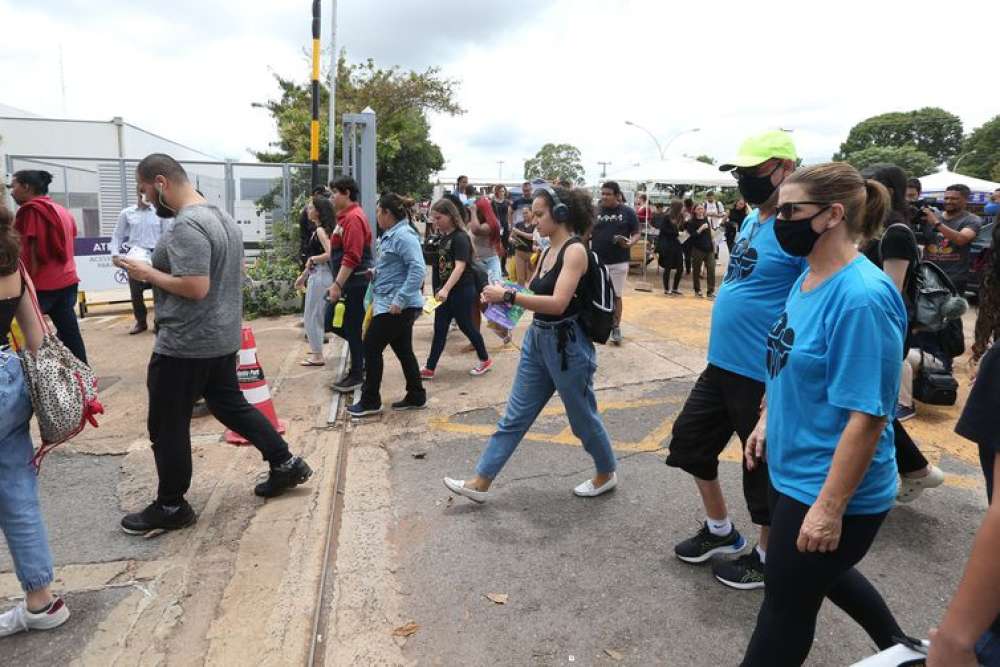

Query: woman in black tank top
[
  {"left": 443, "top": 186, "right": 619, "bottom": 503},
  {"left": 0, "top": 208, "right": 72, "bottom": 632}
]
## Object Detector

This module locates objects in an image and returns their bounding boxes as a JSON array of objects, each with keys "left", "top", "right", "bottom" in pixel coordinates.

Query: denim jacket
[{"left": 372, "top": 219, "right": 426, "bottom": 315}]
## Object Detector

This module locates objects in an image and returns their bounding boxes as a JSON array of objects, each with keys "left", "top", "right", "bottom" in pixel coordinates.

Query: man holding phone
[{"left": 592, "top": 181, "right": 640, "bottom": 345}]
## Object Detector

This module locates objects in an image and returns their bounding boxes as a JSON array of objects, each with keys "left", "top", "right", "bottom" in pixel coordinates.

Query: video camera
[{"left": 908, "top": 198, "right": 938, "bottom": 243}]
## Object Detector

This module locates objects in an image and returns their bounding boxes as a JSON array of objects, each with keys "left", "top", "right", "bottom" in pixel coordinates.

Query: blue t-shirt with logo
[
  {"left": 765, "top": 256, "right": 907, "bottom": 515},
  {"left": 707, "top": 210, "right": 808, "bottom": 382}
]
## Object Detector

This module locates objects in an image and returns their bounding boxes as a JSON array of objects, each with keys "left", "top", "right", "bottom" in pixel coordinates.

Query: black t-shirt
[
  {"left": 861, "top": 217, "right": 920, "bottom": 312},
  {"left": 954, "top": 342, "right": 1000, "bottom": 633},
  {"left": 432, "top": 229, "right": 473, "bottom": 292},
  {"left": 591, "top": 205, "right": 639, "bottom": 265},
  {"left": 686, "top": 218, "right": 714, "bottom": 253},
  {"left": 728, "top": 207, "right": 748, "bottom": 241}
]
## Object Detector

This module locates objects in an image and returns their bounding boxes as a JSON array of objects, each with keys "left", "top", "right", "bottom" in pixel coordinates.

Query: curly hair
[
  {"left": 533, "top": 187, "right": 595, "bottom": 237},
  {"left": 0, "top": 205, "right": 19, "bottom": 277},
  {"left": 973, "top": 227, "right": 1000, "bottom": 362}
]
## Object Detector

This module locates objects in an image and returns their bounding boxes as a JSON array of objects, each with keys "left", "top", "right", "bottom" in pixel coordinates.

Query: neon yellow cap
[{"left": 719, "top": 130, "right": 798, "bottom": 171}]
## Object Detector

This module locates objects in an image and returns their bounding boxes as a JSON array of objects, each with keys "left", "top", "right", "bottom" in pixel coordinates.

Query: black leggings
[
  {"left": 426, "top": 281, "right": 488, "bottom": 369},
  {"left": 742, "top": 491, "right": 902, "bottom": 666},
  {"left": 894, "top": 419, "right": 929, "bottom": 475},
  {"left": 661, "top": 267, "right": 682, "bottom": 292}
]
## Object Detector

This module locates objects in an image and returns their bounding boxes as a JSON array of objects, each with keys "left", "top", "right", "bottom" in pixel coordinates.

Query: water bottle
[{"left": 331, "top": 299, "right": 346, "bottom": 328}]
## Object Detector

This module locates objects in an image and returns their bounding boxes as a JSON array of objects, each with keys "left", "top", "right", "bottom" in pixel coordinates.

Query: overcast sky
[{"left": 1, "top": 0, "right": 996, "bottom": 184}]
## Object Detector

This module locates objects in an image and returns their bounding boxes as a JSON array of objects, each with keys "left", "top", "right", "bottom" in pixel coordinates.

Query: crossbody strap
[{"left": 10, "top": 262, "right": 50, "bottom": 352}]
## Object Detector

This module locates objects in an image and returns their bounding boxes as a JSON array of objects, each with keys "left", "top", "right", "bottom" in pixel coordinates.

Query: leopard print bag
[{"left": 13, "top": 264, "right": 104, "bottom": 469}]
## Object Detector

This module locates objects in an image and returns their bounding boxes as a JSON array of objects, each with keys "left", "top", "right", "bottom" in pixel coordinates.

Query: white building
[{"left": 1, "top": 104, "right": 221, "bottom": 236}]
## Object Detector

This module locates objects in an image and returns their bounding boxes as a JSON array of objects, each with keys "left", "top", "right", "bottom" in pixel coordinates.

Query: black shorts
[{"left": 666, "top": 364, "right": 770, "bottom": 525}]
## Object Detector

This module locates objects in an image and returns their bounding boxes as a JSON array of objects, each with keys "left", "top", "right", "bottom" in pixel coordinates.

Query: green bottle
[{"left": 331, "top": 299, "right": 346, "bottom": 328}]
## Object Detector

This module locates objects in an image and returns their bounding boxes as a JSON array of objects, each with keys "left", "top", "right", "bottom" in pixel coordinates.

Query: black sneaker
[
  {"left": 712, "top": 548, "right": 765, "bottom": 590},
  {"left": 254, "top": 456, "right": 313, "bottom": 498},
  {"left": 331, "top": 373, "right": 363, "bottom": 393},
  {"left": 347, "top": 401, "right": 382, "bottom": 418},
  {"left": 121, "top": 500, "right": 196, "bottom": 537},
  {"left": 391, "top": 396, "right": 427, "bottom": 411},
  {"left": 674, "top": 522, "right": 747, "bottom": 564}
]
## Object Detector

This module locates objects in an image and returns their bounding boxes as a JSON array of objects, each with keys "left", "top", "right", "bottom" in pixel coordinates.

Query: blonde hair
[{"left": 785, "top": 162, "right": 889, "bottom": 241}]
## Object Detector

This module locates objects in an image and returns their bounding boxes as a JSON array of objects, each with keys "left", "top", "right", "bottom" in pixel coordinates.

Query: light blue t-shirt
[
  {"left": 707, "top": 210, "right": 808, "bottom": 382},
  {"left": 765, "top": 256, "right": 907, "bottom": 515}
]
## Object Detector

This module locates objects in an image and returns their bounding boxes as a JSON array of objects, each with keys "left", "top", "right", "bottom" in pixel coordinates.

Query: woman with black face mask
[{"left": 742, "top": 162, "right": 908, "bottom": 665}]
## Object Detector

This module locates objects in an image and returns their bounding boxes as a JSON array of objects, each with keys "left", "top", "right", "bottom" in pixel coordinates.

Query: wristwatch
[{"left": 503, "top": 289, "right": 517, "bottom": 305}]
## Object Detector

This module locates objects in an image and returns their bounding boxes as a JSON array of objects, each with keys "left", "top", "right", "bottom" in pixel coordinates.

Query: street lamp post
[
  {"left": 625, "top": 122, "right": 700, "bottom": 161},
  {"left": 953, "top": 151, "right": 977, "bottom": 173}
]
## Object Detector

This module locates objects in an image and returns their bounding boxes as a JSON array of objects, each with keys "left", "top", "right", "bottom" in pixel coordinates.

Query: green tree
[
  {"left": 834, "top": 107, "right": 963, "bottom": 164},
  {"left": 524, "top": 143, "right": 586, "bottom": 185},
  {"left": 953, "top": 115, "right": 1000, "bottom": 180},
  {"left": 253, "top": 54, "right": 464, "bottom": 196},
  {"left": 694, "top": 154, "right": 715, "bottom": 165},
  {"left": 843, "top": 145, "right": 937, "bottom": 179}
]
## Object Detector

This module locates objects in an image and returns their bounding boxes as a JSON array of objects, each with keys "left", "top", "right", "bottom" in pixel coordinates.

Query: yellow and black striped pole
[{"left": 310, "top": 0, "right": 321, "bottom": 188}]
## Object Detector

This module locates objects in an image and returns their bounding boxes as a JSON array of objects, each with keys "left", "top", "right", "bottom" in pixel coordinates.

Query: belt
[{"left": 533, "top": 316, "right": 579, "bottom": 371}]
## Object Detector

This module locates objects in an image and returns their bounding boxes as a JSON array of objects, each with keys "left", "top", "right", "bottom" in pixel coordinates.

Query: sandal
[{"left": 300, "top": 358, "right": 326, "bottom": 367}]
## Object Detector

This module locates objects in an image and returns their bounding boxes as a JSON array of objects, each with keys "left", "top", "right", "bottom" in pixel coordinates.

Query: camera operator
[{"left": 920, "top": 183, "right": 982, "bottom": 296}]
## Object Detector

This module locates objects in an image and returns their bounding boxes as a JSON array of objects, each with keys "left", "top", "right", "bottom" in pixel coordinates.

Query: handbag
[
  {"left": 912, "top": 352, "right": 958, "bottom": 406},
  {"left": 11, "top": 263, "right": 103, "bottom": 469}
]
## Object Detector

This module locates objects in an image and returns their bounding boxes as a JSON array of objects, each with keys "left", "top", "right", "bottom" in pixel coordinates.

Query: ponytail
[{"left": 861, "top": 178, "right": 890, "bottom": 242}]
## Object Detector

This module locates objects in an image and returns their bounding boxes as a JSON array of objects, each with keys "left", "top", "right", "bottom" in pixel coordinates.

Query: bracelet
[{"left": 334, "top": 281, "right": 344, "bottom": 290}]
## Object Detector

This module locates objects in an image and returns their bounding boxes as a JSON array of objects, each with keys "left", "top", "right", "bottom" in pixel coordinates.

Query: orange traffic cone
[{"left": 225, "top": 325, "right": 287, "bottom": 445}]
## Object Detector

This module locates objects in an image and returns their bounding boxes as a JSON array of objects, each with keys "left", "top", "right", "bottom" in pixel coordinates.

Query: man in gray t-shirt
[
  {"left": 150, "top": 204, "right": 243, "bottom": 358},
  {"left": 119, "top": 153, "right": 311, "bottom": 537},
  {"left": 920, "top": 184, "right": 982, "bottom": 293}
]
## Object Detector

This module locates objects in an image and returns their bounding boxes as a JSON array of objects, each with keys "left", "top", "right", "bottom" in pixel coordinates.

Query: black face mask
[
  {"left": 736, "top": 163, "right": 782, "bottom": 205},
  {"left": 773, "top": 206, "right": 830, "bottom": 257}
]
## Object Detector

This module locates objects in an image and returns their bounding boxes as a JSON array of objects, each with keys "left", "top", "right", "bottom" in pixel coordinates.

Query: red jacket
[
  {"left": 334, "top": 203, "right": 372, "bottom": 271},
  {"left": 15, "top": 195, "right": 79, "bottom": 291}
]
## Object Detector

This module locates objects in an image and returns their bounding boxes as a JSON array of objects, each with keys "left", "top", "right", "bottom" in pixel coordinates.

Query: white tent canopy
[
  {"left": 918, "top": 170, "right": 1000, "bottom": 202},
  {"left": 607, "top": 157, "right": 736, "bottom": 189}
]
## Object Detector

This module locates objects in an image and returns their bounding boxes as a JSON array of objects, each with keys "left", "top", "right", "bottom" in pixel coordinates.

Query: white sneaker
[
  {"left": 573, "top": 472, "right": 618, "bottom": 497},
  {"left": 443, "top": 477, "right": 488, "bottom": 503},
  {"left": 0, "top": 596, "right": 70, "bottom": 637},
  {"left": 897, "top": 465, "right": 946, "bottom": 503}
]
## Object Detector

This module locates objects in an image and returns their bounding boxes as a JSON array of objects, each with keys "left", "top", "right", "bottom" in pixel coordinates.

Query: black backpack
[
  {"left": 879, "top": 223, "right": 968, "bottom": 333},
  {"left": 572, "top": 238, "right": 616, "bottom": 344}
]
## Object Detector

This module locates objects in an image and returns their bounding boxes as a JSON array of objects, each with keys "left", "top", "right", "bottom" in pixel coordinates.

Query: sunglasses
[
  {"left": 730, "top": 161, "right": 782, "bottom": 181},
  {"left": 775, "top": 202, "right": 830, "bottom": 220}
]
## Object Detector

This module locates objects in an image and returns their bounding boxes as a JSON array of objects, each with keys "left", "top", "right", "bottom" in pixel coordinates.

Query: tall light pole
[
  {"left": 625, "top": 120, "right": 664, "bottom": 160},
  {"left": 326, "top": 0, "right": 338, "bottom": 182},
  {"left": 953, "top": 151, "right": 977, "bottom": 173},
  {"left": 625, "top": 122, "right": 700, "bottom": 160},
  {"left": 662, "top": 127, "right": 701, "bottom": 156},
  {"left": 497, "top": 160, "right": 504, "bottom": 181},
  {"left": 598, "top": 161, "right": 612, "bottom": 178}
]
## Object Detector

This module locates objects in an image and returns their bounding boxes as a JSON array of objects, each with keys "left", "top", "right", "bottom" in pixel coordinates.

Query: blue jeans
[
  {"left": 0, "top": 350, "right": 55, "bottom": 592},
  {"left": 475, "top": 319, "right": 616, "bottom": 479},
  {"left": 482, "top": 255, "right": 502, "bottom": 283},
  {"left": 979, "top": 629, "right": 1000, "bottom": 666}
]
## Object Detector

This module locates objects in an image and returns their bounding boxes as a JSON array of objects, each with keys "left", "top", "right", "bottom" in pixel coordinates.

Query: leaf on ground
[
  {"left": 484, "top": 592, "right": 509, "bottom": 605},
  {"left": 604, "top": 649, "right": 624, "bottom": 661},
  {"left": 392, "top": 622, "right": 419, "bottom": 637}
]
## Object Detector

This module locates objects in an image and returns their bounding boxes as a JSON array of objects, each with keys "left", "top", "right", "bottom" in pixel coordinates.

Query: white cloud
[{"left": 1, "top": 0, "right": 996, "bottom": 182}]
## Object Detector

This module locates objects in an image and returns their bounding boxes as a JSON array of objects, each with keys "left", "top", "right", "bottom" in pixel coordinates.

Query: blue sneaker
[{"left": 347, "top": 402, "right": 382, "bottom": 418}]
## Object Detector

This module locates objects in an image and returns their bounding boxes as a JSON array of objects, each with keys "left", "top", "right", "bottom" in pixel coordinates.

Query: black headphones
[{"left": 535, "top": 184, "right": 569, "bottom": 223}]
